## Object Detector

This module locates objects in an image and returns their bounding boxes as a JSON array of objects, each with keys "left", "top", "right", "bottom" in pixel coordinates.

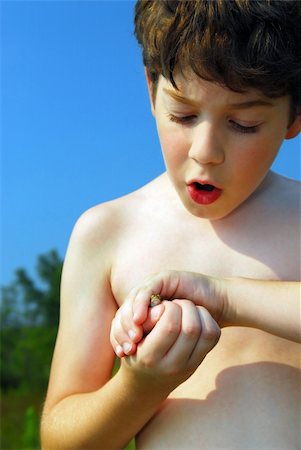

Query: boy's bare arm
[
  {"left": 41, "top": 209, "right": 220, "bottom": 449},
  {"left": 41, "top": 363, "right": 172, "bottom": 450},
  {"left": 111, "top": 271, "right": 300, "bottom": 355},
  {"left": 225, "top": 277, "right": 300, "bottom": 342},
  {"left": 40, "top": 208, "right": 166, "bottom": 449}
]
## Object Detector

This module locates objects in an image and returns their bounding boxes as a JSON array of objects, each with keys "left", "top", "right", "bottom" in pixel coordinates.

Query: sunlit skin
[
  {"left": 148, "top": 71, "right": 299, "bottom": 220},
  {"left": 41, "top": 71, "right": 301, "bottom": 449}
]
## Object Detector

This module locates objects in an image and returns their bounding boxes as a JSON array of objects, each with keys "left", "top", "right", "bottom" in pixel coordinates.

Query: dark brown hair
[{"left": 134, "top": 0, "right": 301, "bottom": 115}]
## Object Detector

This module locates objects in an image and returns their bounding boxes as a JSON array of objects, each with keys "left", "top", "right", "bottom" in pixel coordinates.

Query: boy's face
[{"left": 147, "top": 71, "right": 301, "bottom": 220}]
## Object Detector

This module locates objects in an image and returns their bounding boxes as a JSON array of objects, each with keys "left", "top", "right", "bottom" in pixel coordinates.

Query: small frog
[{"left": 150, "top": 294, "right": 162, "bottom": 307}]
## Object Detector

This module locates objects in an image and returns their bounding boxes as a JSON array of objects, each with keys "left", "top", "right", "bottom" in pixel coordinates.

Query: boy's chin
[
  {"left": 180, "top": 199, "right": 228, "bottom": 221},
  {"left": 176, "top": 192, "right": 230, "bottom": 221},
  {"left": 186, "top": 207, "right": 231, "bottom": 221}
]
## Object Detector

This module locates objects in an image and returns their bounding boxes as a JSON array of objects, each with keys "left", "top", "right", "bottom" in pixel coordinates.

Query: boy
[{"left": 41, "top": 1, "right": 301, "bottom": 449}]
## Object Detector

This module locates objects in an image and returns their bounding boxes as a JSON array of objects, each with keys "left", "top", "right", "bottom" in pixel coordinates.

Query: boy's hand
[
  {"left": 132, "top": 271, "right": 227, "bottom": 324},
  {"left": 111, "top": 301, "right": 165, "bottom": 357},
  {"left": 110, "top": 271, "right": 227, "bottom": 357},
  {"left": 119, "top": 300, "right": 221, "bottom": 393}
]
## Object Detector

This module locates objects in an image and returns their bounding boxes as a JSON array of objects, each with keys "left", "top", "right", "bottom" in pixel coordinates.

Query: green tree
[
  {"left": 1, "top": 249, "right": 63, "bottom": 392},
  {"left": 1, "top": 250, "right": 63, "bottom": 449}
]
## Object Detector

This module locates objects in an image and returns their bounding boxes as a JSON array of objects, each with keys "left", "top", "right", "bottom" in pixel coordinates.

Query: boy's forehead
[{"left": 158, "top": 73, "right": 282, "bottom": 108}]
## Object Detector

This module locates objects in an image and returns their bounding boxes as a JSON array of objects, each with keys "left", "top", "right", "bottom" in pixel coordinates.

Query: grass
[{"left": 1, "top": 390, "right": 42, "bottom": 449}]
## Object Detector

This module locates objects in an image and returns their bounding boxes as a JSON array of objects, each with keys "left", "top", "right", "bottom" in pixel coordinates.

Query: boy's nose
[{"left": 188, "top": 122, "right": 225, "bottom": 166}]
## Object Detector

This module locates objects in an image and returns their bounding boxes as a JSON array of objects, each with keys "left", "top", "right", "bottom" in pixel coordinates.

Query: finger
[
  {"left": 131, "top": 276, "right": 166, "bottom": 325},
  {"left": 164, "top": 300, "right": 201, "bottom": 367},
  {"left": 116, "top": 302, "right": 143, "bottom": 344},
  {"left": 124, "top": 284, "right": 150, "bottom": 326},
  {"left": 132, "top": 289, "right": 158, "bottom": 325},
  {"left": 110, "top": 318, "right": 126, "bottom": 357},
  {"left": 110, "top": 332, "right": 125, "bottom": 358},
  {"left": 136, "top": 301, "right": 182, "bottom": 363},
  {"left": 142, "top": 303, "right": 165, "bottom": 334},
  {"left": 110, "top": 312, "right": 137, "bottom": 356},
  {"left": 188, "top": 306, "right": 221, "bottom": 367}
]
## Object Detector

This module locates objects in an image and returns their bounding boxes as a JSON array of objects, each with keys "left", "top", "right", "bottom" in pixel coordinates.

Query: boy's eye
[
  {"left": 167, "top": 113, "right": 197, "bottom": 125},
  {"left": 229, "top": 120, "right": 260, "bottom": 134},
  {"left": 168, "top": 113, "right": 261, "bottom": 134}
]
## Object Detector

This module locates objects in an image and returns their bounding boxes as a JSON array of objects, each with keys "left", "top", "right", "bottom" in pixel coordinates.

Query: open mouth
[
  {"left": 194, "top": 182, "right": 215, "bottom": 192},
  {"left": 187, "top": 182, "right": 222, "bottom": 205}
]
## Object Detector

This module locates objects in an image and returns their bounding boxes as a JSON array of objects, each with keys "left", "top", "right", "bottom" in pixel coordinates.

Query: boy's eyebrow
[
  {"left": 163, "top": 88, "right": 200, "bottom": 107},
  {"left": 163, "top": 88, "right": 274, "bottom": 109},
  {"left": 228, "top": 99, "right": 275, "bottom": 109}
]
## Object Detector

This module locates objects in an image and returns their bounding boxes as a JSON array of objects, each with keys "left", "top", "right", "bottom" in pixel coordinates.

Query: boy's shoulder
[
  {"left": 72, "top": 173, "right": 170, "bottom": 247},
  {"left": 261, "top": 171, "right": 300, "bottom": 214},
  {"left": 272, "top": 171, "right": 300, "bottom": 193},
  {"left": 240, "top": 171, "right": 300, "bottom": 247},
  {"left": 239, "top": 171, "right": 300, "bottom": 279},
  {"left": 245, "top": 171, "right": 300, "bottom": 219}
]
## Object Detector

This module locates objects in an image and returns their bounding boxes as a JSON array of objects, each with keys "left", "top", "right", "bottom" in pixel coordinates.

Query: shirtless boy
[{"left": 41, "top": 1, "right": 301, "bottom": 449}]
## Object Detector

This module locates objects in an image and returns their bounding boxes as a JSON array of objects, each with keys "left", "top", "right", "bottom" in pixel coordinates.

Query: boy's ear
[
  {"left": 285, "top": 109, "right": 301, "bottom": 139},
  {"left": 145, "top": 68, "right": 156, "bottom": 117}
]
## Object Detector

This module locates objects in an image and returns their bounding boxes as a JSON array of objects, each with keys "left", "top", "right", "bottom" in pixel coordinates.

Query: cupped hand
[
  {"left": 119, "top": 300, "right": 221, "bottom": 393},
  {"left": 110, "top": 299, "right": 165, "bottom": 357},
  {"left": 114, "top": 270, "right": 227, "bottom": 340}
]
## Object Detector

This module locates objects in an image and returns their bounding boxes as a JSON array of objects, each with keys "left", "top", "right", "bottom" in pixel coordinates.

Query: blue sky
[{"left": 2, "top": 0, "right": 300, "bottom": 286}]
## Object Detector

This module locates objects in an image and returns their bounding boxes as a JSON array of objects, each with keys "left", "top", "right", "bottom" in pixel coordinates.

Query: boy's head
[
  {"left": 134, "top": 0, "right": 301, "bottom": 221},
  {"left": 134, "top": 0, "right": 301, "bottom": 120}
]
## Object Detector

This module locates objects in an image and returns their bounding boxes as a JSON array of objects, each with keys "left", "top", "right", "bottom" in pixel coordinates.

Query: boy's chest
[
  {"left": 110, "top": 215, "right": 298, "bottom": 305},
  {"left": 110, "top": 203, "right": 300, "bottom": 449}
]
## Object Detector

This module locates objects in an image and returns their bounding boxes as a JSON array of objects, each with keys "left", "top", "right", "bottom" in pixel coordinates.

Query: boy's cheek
[{"left": 159, "top": 133, "right": 187, "bottom": 167}]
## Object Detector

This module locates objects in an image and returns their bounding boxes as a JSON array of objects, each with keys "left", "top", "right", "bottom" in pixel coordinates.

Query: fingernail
[
  {"left": 123, "top": 342, "right": 132, "bottom": 354},
  {"left": 115, "top": 345, "right": 123, "bottom": 357},
  {"left": 128, "top": 329, "right": 136, "bottom": 340}
]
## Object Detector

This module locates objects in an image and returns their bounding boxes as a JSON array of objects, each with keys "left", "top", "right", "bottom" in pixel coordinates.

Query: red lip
[{"left": 187, "top": 181, "right": 222, "bottom": 205}]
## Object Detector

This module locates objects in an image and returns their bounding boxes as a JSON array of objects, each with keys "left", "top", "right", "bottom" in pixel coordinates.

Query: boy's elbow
[
  {"left": 40, "top": 407, "right": 107, "bottom": 450},
  {"left": 40, "top": 409, "right": 72, "bottom": 450},
  {"left": 40, "top": 410, "right": 60, "bottom": 450}
]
